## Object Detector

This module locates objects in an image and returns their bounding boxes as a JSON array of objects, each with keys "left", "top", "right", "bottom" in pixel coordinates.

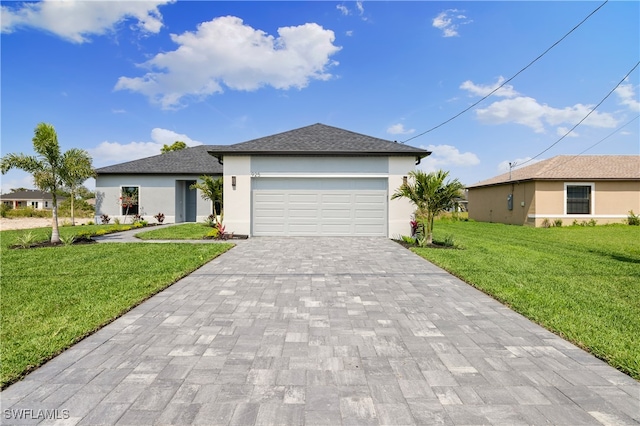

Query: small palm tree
[
  {"left": 391, "top": 169, "right": 465, "bottom": 245},
  {"left": 190, "top": 176, "right": 223, "bottom": 221},
  {"left": 0, "top": 123, "right": 93, "bottom": 243}
]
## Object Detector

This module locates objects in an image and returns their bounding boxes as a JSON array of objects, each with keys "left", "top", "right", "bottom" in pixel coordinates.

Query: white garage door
[{"left": 252, "top": 178, "right": 387, "bottom": 236}]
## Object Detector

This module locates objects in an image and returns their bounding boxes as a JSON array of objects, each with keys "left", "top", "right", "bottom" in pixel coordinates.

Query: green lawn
[
  {"left": 136, "top": 223, "right": 214, "bottom": 240},
  {"left": 412, "top": 221, "right": 640, "bottom": 379},
  {"left": 0, "top": 227, "right": 233, "bottom": 388}
]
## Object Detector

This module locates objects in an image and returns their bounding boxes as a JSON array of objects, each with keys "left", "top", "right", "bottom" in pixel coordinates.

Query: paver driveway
[{"left": 2, "top": 237, "right": 639, "bottom": 425}]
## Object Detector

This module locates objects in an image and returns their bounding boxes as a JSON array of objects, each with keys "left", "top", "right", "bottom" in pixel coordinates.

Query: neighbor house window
[
  {"left": 44, "top": 201, "right": 49, "bottom": 208},
  {"left": 121, "top": 186, "right": 139, "bottom": 216},
  {"left": 566, "top": 184, "right": 592, "bottom": 214}
]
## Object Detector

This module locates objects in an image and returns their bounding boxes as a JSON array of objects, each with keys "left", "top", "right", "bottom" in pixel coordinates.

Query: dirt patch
[{"left": 0, "top": 217, "right": 94, "bottom": 231}]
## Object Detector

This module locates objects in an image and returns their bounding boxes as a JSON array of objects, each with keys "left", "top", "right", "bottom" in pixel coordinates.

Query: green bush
[
  {"left": 4, "top": 207, "right": 50, "bottom": 218},
  {"left": 627, "top": 210, "right": 640, "bottom": 226}
]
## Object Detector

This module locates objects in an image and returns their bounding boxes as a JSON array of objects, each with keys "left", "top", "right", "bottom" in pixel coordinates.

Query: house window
[
  {"left": 566, "top": 185, "right": 591, "bottom": 214},
  {"left": 31, "top": 202, "right": 38, "bottom": 208},
  {"left": 44, "top": 201, "right": 49, "bottom": 208},
  {"left": 121, "top": 186, "right": 139, "bottom": 216}
]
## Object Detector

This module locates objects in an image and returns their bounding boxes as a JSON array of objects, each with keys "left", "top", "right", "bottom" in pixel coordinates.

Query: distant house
[
  {"left": 96, "top": 123, "right": 431, "bottom": 236},
  {"left": 467, "top": 155, "right": 640, "bottom": 227},
  {"left": 95, "top": 145, "right": 223, "bottom": 224},
  {"left": 0, "top": 189, "right": 63, "bottom": 210}
]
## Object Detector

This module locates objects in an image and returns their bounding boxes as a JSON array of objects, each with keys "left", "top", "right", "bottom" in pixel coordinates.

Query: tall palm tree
[
  {"left": 61, "top": 149, "right": 95, "bottom": 226},
  {"left": 391, "top": 169, "right": 465, "bottom": 245},
  {"left": 0, "top": 123, "right": 84, "bottom": 243}
]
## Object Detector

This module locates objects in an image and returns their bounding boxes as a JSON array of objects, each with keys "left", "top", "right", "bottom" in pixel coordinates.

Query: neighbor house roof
[
  {"left": 96, "top": 145, "right": 223, "bottom": 175},
  {"left": 206, "top": 123, "right": 431, "bottom": 159},
  {"left": 468, "top": 155, "right": 640, "bottom": 188},
  {"left": 0, "top": 189, "right": 60, "bottom": 200}
]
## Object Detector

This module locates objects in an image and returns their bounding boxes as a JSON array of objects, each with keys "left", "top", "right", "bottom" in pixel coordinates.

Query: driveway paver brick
[{"left": 1, "top": 237, "right": 639, "bottom": 425}]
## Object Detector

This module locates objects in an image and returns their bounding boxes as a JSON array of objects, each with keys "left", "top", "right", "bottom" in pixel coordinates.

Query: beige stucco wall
[
  {"left": 469, "top": 180, "right": 640, "bottom": 227},
  {"left": 467, "top": 181, "right": 535, "bottom": 225}
]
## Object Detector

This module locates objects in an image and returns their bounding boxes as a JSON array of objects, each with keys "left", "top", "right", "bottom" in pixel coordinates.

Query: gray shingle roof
[
  {"left": 96, "top": 145, "right": 223, "bottom": 175},
  {"left": 468, "top": 155, "right": 640, "bottom": 188},
  {"left": 207, "top": 123, "right": 430, "bottom": 157},
  {"left": 0, "top": 190, "right": 60, "bottom": 200}
]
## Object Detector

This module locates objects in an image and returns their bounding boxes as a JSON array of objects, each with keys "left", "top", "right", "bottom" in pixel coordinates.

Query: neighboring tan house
[
  {"left": 0, "top": 189, "right": 63, "bottom": 210},
  {"left": 206, "top": 123, "right": 430, "bottom": 237},
  {"left": 96, "top": 123, "right": 430, "bottom": 236},
  {"left": 467, "top": 155, "right": 640, "bottom": 227},
  {"left": 95, "top": 145, "right": 223, "bottom": 224}
]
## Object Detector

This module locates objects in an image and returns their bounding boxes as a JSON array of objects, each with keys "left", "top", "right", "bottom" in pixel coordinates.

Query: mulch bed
[{"left": 11, "top": 238, "right": 97, "bottom": 250}]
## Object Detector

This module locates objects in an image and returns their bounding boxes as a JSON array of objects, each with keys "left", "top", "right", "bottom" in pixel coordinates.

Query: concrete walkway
[{"left": 1, "top": 238, "right": 638, "bottom": 425}]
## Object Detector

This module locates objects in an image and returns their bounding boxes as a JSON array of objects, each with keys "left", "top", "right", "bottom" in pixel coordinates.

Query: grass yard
[
  {"left": 0, "top": 227, "right": 233, "bottom": 388},
  {"left": 136, "top": 223, "right": 214, "bottom": 240},
  {"left": 413, "top": 221, "right": 640, "bottom": 380}
]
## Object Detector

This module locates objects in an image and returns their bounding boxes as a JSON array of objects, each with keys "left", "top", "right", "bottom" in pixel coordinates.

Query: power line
[
  {"left": 516, "top": 61, "right": 640, "bottom": 168},
  {"left": 523, "top": 114, "right": 639, "bottom": 175},
  {"left": 402, "top": 0, "right": 609, "bottom": 144}
]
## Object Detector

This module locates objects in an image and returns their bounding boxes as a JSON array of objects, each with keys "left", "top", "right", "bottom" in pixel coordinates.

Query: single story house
[
  {"left": 95, "top": 123, "right": 430, "bottom": 237},
  {"left": 0, "top": 189, "right": 62, "bottom": 210},
  {"left": 95, "top": 145, "right": 223, "bottom": 223},
  {"left": 467, "top": 155, "right": 640, "bottom": 227}
]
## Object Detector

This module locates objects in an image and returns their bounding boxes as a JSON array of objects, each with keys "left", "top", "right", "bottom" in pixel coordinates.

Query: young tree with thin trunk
[
  {"left": 61, "top": 149, "right": 95, "bottom": 226},
  {"left": 391, "top": 169, "right": 465, "bottom": 245}
]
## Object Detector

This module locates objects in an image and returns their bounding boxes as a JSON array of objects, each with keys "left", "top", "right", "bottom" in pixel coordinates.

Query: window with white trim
[
  {"left": 120, "top": 186, "right": 139, "bottom": 216},
  {"left": 566, "top": 185, "right": 591, "bottom": 214}
]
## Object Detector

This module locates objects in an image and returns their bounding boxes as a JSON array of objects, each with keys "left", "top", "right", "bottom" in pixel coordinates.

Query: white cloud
[
  {"left": 115, "top": 16, "right": 341, "bottom": 109},
  {"left": 556, "top": 126, "right": 579, "bottom": 137},
  {"left": 356, "top": 1, "right": 365, "bottom": 16},
  {"left": 336, "top": 4, "right": 349, "bottom": 15},
  {"left": 460, "top": 76, "right": 519, "bottom": 98},
  {"left": 432, "top": 9, "right": 472, "bottom": 38},
  {"left": 419, "top": 144, "right": 480, "bottom": 172},
  {"left": 89, "top": 128, "right": 202, "bottom": 166},
  {"left": 615, "top": 82, "right": 640, "bottom": 112},
  {"left": 0, "top": 172, "right": 35, "bottom": 195},
  {"left": 475, "top": 96, "right": 619, "bottom": 133},
  {"left": 1, "top": 0, "right": 172, "bottom": 43},
  {"left": 346, "top": 30, "right": 354, "bottom": 37},
  {"left": 387, "top": 123, "right": 415, "bottom": 135}
]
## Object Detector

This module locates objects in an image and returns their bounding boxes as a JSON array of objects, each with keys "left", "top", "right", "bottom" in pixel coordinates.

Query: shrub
[
  {"left": 206, "top": 228, "right": 220, "bottom": 238},
  {"left": 443, "top": 234, "right": 456, "bottom": 247},
  {"left": 5, "top": 207, "right": 50, "bottom": 218},
  {"left": 0, "top": 204, "right": 9, "bottom": 218},
  {"left": 401, "top": 235, "right": 416, "bottom": 245},
  {"left": 59, "top": 233, "right": 76, "bottom": 246},
  {"left": 588, "top": 219, "right": 597, "bottom": 227},
  {"left": 205, "top": 214, "right": 217, "bottom": 227},
  {"left": 541, "top": 218, "right": 551, "bottom": 228},
  {"left": 153, "top": 212, "right": 165, "bottom": 224},
  {"left": 114, "top": 217, "right": 121, "bottom": 225},
  {"left": 14, "top": 231, "right": 37, "bottom": 248},
  {"left": 553, "top": 219, "right": 563, "bottom": 227},
  {"left": 95, "top": 229, "right": 107, "bottom": 236},
  {"left": 100, "top": 214, "right": 110, "bottom": 224},
  {"left": 627, "top": 210, "right": 640, "bottom": 226}
]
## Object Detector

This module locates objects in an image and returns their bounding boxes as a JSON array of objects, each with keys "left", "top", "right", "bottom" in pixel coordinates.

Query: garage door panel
[
  {"left": 321, "top": 194, "right": 352, "bottom": 204},
  {"left": 289, "top": 194, "right": 319, "bottom": 203},
  {"left": 321, "top": 209, "right": 352, "bottom": 219},
  {"left": 288, "top": 208, "right": 319, "bottom": 218},
  {"left": 252, "top": 181, "right": 387, "bottom": 236}
]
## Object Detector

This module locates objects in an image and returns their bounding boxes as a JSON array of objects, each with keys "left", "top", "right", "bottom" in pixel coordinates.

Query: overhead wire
[
  {"left": 519, "top": 114, "right": 640, "bottom": 175},
  {"left": 516, "top": 61, "right": 639, "bottom": 168},
  {"left": 402, "top": 0, "right": 609, "bottom": 144}
]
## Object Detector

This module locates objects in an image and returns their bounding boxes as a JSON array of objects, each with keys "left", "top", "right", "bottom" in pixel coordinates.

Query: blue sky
[{"left": 2, "top": 0, "right": 638, "bottom": 192}]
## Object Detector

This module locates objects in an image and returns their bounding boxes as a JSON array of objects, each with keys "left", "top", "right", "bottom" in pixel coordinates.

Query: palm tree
[
  {"left": 0, "top": 123, "right": 87, "bottom": 243},
  {"left": 190, "top": 176, "right": 223, "bottom": 220},
  {"left": 61, "top": 149, "right": 95, "bottom": 226},
  {"left": 391, "top": 169, "right": 465, "bottom": 245}
]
